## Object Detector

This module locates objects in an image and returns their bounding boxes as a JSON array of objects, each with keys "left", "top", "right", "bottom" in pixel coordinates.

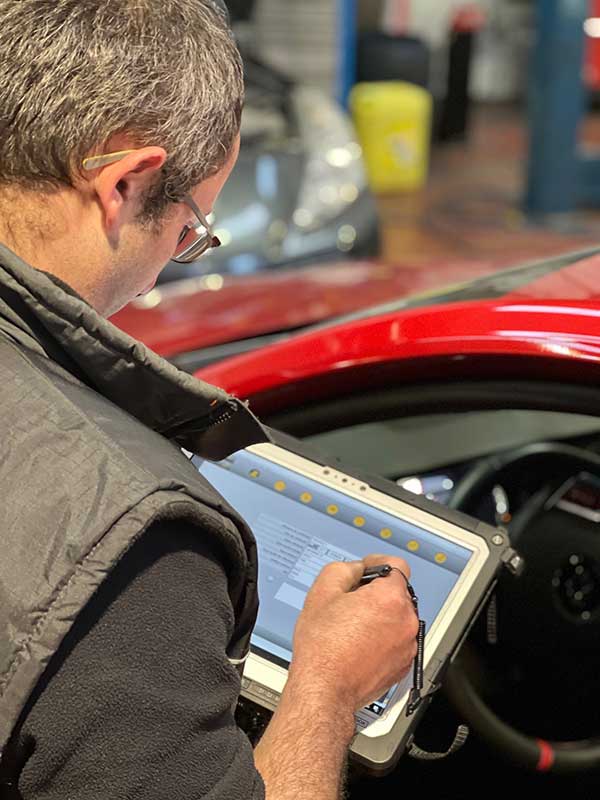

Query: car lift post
[
  {"left": 525, "top": 0, "right": 591, "bottom": 215},
  {"left": 338, "top": 0, "right": 358, "bottom": 106}
]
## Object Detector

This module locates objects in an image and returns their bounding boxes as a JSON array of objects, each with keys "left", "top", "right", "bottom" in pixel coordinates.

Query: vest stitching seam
[
  {"left": 0, "top": 500, "right": 143, "bottom": 697},
  {"left": 1, "top": 338, "right": 170, "bottom": 487},
  {"left": 0, "top": 495, "right": 246, "bottom": 697}
]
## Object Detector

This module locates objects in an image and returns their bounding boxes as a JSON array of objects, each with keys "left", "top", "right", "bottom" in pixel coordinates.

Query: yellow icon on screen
[
  {"left": 435, "top": 553, "right": 447, "bottom": 564},
  {"left": 274, "top": 481, "right": 286, "bottom": 492},
  {"left": 353, "top": 516, "right": 366, "bottom": 527},
  {"left": 327, "top": 504, "right": 339, "bottom": 515},
  {"left": 407, "top": 540, "right": 420, "bottom": 552},
  {"left": 249, "top": 469, "right": 260, "bottom": 479},
  {"left": 380, "top": 528, "right": 392, "bottom": 540},
  {"left": 300, "top": 492, "right": 312, "bottom": 503}
]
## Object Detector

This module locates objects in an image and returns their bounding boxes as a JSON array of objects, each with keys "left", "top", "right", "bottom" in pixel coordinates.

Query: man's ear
[{"left": 92, "top": 146, "right": 167, "bottom": 235}]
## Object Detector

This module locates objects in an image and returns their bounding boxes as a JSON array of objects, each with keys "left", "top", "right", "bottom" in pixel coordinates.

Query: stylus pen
[{"left": 358, "top": 564, "right": 393, "bottom": 585}]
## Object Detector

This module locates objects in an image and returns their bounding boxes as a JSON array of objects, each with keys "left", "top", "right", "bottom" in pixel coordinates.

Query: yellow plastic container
[{"left": 350, "top": 81, "right": 433, "bottom": 193}]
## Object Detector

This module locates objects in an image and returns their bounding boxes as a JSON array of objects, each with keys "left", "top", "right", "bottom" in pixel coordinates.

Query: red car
[
  {"left": 111, "top": 256, "right": 501, "bottom": 371},
  {"left": 194, "top": 247, "right": 600, "bottom": 797}
]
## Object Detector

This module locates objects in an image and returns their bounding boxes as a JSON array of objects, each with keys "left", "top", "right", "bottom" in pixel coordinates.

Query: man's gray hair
[{"left": 0, "top": 0, "right": 243, "bottom": 218}]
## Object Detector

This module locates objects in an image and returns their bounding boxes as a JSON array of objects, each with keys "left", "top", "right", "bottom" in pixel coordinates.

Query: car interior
[{"left": 253, "top": 379, "right": 600, "bottom": 797}]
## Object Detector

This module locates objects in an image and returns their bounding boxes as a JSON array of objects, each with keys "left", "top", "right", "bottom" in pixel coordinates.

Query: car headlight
[{"left": 292, "top": 86, "right": 367, "bottom": 235}]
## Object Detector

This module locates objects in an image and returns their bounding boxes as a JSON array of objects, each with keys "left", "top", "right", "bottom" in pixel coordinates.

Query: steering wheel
[{"left": 445, "top": 442, "right": 600, "bottom": 773}]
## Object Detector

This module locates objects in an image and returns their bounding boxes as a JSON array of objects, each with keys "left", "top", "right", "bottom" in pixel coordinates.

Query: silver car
[{"left": 159, "top": 54, "right": 379, "bottom": 283}]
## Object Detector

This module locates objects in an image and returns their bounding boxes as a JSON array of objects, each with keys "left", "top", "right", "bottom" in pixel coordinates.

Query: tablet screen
[{"left": 196, "top": 449, "right": 473, "bottom": 717}]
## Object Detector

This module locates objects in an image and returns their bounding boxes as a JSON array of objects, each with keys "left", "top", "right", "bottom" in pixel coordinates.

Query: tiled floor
[{"left": 378, "top": 104, "right": 600, "bottom": 279}]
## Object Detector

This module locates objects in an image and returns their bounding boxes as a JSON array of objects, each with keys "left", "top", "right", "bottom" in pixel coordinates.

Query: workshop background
[{"left": 238, "top": 0, "right": 600, "bottom": 270}]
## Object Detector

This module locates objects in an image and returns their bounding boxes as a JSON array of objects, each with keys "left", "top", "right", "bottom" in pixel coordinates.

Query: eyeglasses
[
  {"left": 172, "top": 195, "right": 221, "bottom": 264},
  {"left": 82, "top": 149, "right": 221, "bottom": 264}
]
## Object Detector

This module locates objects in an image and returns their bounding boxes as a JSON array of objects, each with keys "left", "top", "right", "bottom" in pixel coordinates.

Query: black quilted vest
[{"left": 0, "top": 243, "right": 270, "bottom": 764}]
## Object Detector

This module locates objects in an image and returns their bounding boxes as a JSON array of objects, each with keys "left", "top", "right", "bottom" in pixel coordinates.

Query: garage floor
[{"left": 378, "top": 103, "right": 600, "bottom": 280}]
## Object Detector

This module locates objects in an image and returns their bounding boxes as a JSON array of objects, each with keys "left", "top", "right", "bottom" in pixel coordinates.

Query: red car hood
[
  {"left": 196, "top": 249, "right": 600, "bottom": 409},
  {"left": 111, "top": 257, "right": 503, "bottom": 358}
]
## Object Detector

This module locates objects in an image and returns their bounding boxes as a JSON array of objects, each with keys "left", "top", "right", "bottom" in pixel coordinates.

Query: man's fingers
[{"left": 306, "top": 554, "right": 412, "bottom": 609}]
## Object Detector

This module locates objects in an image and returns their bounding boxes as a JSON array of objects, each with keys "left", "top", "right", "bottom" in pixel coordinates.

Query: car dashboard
[{"left": 306, "top": 408, "right": 600, "bottom": 526}]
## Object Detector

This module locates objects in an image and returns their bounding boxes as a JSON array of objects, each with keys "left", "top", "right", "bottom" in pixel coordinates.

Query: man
[{"left": 0, "top": 2, "right": 419, "bottom": 798}]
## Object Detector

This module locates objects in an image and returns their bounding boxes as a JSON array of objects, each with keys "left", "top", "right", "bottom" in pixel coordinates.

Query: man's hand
[
  {"left": 289, "top": 554, "right": 419, "bottom": 711},
  {"left": 254, "top": 554, "right": 419, "bottom": 800}
]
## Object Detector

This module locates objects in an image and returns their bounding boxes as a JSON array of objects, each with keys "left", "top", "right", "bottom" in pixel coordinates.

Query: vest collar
[{"left": 0, "top": 243, "right": 270, "bottom": 460}]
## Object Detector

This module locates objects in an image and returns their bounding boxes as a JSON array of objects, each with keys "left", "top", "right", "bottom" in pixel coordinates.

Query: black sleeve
[{"left": 11, "top": 521, "right": 265, "bottom": 800}]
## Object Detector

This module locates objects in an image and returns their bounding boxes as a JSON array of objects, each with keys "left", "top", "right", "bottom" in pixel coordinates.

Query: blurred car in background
[{"left": 159, "top": 54, "right": 379, "bottom": 284}]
